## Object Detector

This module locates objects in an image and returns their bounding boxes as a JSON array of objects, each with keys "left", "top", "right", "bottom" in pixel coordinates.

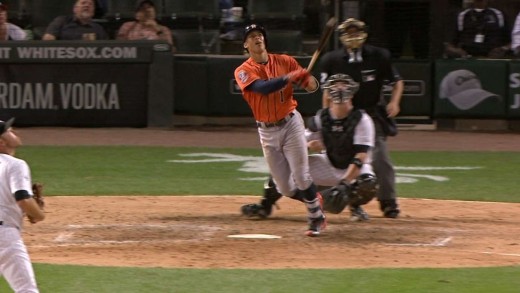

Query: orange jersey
[{"left": 235, "top": 54, "right": 302, "bottom": 122}]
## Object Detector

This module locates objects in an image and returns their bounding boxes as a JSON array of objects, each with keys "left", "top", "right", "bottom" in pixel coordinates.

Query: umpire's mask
[{"left": 337, "top": 18, "right": 367, "bottom": 50}]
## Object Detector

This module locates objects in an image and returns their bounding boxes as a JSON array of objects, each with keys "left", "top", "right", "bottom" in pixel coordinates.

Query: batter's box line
[
  {"left": 385, "top": 236, "right": 453, "bottom": 247},
  {"left": 475, "top": 251, "right": 520, "bottom": 257}
]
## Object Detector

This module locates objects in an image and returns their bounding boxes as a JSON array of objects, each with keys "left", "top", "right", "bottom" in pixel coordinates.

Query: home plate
[{"left": 227, "top": 234, "right": 282, "bottom": 239}]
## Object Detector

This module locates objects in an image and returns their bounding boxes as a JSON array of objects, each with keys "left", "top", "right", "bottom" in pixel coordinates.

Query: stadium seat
[
  {"left": 25, "top": 0, "right": 72, "bottom": 28},
  {"left": 247, "top": 0, "right": 305, "bottom": 30},
  {"left": 247, "top": 0, "right": 305, "bottom": 20},
  {"left": 267, "top": 30, "right": 303, "bottom": 55},
  {"left": 105, "top": 0, "right": 164, "bottom": 21},
  {"left": 172, "top": 29, "right": 221, "bottom": 54},
  {"left": 163, "top": 0, "right": 219, "bottom": 20}
]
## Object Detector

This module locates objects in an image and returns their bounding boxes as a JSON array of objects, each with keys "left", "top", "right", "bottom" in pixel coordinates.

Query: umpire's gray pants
[{"left": 371, "top": 129, "right": 397, "bottom": 205}]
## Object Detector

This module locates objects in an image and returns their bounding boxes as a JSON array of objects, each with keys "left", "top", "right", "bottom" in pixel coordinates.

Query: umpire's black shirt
[{"left": 319, "top": 44, "right": 402, "bottom": 111}]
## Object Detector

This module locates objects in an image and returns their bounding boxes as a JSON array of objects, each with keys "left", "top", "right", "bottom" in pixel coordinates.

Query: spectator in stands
[
  {"left": 94, "top": 0, "right": 108, "bottom": 19},
  {"left": 42, "top": 0, "right": 108, "bottom": 40},
  {"left": 116, "top": 0, "right": 175, "bottom": 52},
  {"left": 444, "top": 0, "right": 511, "bottom": 59},
  {"left": 0, "top": 3, "right": 27, "bottom": 40},
  {"left": 219, "top": 0, "right": 245, "bottom": 41},
  {"left": 384, "top": 0, "right": 430, "bottom": 59},
  {"left": 512, "top": 11, "right": 520, "bottom": 57}
]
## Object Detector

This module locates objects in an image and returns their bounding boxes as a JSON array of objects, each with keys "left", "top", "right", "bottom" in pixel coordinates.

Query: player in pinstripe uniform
[
  {"left": 235, "top": 24, "right": 326, "bottom": 237},
  {"left": 241, "top": 74, "right": 377, "bottom": 221},
  {"left": 0, "top": 118, "right": 45, "bottom": 293}
]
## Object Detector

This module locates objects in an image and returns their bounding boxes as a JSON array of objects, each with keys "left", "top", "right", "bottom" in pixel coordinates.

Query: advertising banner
[
  {"left": 434, "top": 59, "right": 508, "bottom": 118},
  {"left": 507, "top": 61, "right": 520, "bottom": 118},
  {"left": 0, "top": 64, "right": 148, "bottom": 127}
]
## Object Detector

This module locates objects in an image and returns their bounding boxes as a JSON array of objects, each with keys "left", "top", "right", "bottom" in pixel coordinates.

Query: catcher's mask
[
  {"left": 243, "top": 24, "right": 267, "bottom": 49},
  {"left": 322, "top": 74, "right": 359, "bottom": 104},
  {"left": 337, "top": 18, "right": 367, "bottom": 50}
]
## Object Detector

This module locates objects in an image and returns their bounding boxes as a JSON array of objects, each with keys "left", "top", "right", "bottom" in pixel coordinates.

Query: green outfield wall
[{"left": 0, "top": 41, "right": 518, "bottom": 127}]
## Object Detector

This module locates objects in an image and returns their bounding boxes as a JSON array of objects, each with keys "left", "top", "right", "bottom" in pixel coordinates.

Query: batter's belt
[{"left": 256, "top": 112, "right": 295, "bottom": 128}]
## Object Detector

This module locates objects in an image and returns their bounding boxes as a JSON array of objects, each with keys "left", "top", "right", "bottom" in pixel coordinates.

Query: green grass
[
  {"left": 16, "top": 146, "right": 520, "bottom": 202},
  {"left": 1, "top": 264, "right": 519, "bottom": 293},
  {"left": 392, "top": 151, "right": 520, "bottom": 202},
  {"left": 4, "top": 146, "right": 519, "bottom": 292}
]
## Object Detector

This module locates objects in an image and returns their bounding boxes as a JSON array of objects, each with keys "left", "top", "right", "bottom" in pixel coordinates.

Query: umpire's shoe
[
  {"left": 380, "top": 199, "right": 400, "bottom": 218},
  {"left": 349, "top": 205, "right": 369, "bottom": 222}
]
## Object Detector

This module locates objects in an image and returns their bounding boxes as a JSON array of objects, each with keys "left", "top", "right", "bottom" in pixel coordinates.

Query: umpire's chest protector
[{"left": 320, "top": 109, "right": 363, "bottom": 169}]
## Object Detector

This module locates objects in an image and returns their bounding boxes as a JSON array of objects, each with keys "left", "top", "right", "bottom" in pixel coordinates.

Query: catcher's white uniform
[{"left": 305, "top": 110, "right": 375, "bottom": 187}]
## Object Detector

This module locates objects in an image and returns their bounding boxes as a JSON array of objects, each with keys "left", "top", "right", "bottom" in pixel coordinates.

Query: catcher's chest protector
[{"left": 320, "top": 109, "right": 362, "bottom": 169}]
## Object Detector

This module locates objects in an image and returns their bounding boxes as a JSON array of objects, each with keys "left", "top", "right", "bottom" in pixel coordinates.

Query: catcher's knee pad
[{"left": 351, "top": 174, "right": 378, "bottom": 206}]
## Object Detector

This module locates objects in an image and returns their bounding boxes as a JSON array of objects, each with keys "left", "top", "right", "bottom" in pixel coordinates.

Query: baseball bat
[{"left": 306, "top": 17, "right": 337, "bottom": 72}]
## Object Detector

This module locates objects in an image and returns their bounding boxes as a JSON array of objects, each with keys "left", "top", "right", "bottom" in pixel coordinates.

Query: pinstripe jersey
[
  {"left": 0, "top": 154, "right": 32, "bottom": 229},
  {"left": 235, "top": 54, "right": 301, "bottom": 122}
]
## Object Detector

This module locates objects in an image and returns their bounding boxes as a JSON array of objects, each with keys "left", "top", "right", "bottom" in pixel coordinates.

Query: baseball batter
[
  {"left": 242, "top": 74, "right": 378, "bottom": 220},
  {"left": 235, "top": 24, "right": 326, "bottom": 236},
  {"left": 319, "top": 18, "right": 403, "bottom": 218},
  {"left": 0, "top": 118, "right": 45, "bottom": 293}
]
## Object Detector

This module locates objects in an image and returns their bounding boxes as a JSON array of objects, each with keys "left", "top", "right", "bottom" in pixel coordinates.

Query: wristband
[{"left": 351, "top": 158, "right": 363, "bottom": 168}]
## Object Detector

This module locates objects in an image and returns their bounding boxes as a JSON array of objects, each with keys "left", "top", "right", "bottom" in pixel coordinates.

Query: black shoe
[
  {"left": 380, "top": 199, "right": 400, "bottom": 218},
  {"left": 241, "top": 203, "right": 271, "bottom": 219}
]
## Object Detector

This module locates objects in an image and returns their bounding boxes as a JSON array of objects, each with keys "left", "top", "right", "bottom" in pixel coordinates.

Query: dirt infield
[{"left": 20, "top": 127, "right": 520, "bottom": 268}]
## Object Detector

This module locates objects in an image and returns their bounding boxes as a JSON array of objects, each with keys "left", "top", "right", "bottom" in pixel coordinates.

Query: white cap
[{"left": 439, "top": 69, "right": 499, "bottom": 110}]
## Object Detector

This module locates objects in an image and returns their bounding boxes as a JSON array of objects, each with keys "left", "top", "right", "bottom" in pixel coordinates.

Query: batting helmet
[
  {"left": 243, "top": 24, "right": 267, "bottom": 44},
  {"left": 322, "top": 74, "right": 359, "bottom": 103},
  {"left": 337, "top": 18, "right": 367, "bottom": 49}
]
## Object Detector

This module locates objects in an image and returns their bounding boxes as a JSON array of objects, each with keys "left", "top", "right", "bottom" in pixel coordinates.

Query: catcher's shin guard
[{"left": 241, "top": 176, "right": 282, "bottom": 218}]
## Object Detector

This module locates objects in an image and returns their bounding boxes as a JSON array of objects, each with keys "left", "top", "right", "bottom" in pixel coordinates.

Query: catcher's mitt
[
  {"left": 32, "top": 183, "right": 45, "bottom": 210},
  {"left": 320, "top": 183, "right": 352, "bottom": 214},
  {"left": 350, "top": 174, "right": 378, "bottom": 206}
]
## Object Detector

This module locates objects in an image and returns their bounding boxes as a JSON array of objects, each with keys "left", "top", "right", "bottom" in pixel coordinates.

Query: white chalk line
[
  {"left": 41, "top": 223, "right": 221, "bottom": 248},
  {"left": 386, "top": 236, "right": 453, "bottom": 247},
  {"left": 475, "top": 251, "right": 520, "bottom": 257}
]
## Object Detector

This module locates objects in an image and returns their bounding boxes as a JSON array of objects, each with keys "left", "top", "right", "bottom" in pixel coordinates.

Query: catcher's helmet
[
  {"left": 243, "top": 24, "right": 267, "bottom": 44},
  {"left": 322, "top": 74, "right": 359, "bottom": 103},
  {"left": 337, "top": 18, "right": 367, "bottom": 49}
]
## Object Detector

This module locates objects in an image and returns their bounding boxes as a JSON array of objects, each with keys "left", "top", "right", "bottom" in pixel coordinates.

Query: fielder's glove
[{"left": 32, "top": 183, "right": 45, "bottom": 210}]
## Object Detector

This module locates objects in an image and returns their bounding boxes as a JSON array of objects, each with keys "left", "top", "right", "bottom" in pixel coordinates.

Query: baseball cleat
[
  {"left": 349, "top": 205, "right": 369, "bottom": 222},
  {"left": 305, "top": 215, "right": 326, "bottom": 237}
]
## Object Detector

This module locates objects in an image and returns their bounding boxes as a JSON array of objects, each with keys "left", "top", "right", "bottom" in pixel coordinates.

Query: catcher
[
  {"left": 0, "top": 117, "right": 45, "bottom": 292},
  {"left": 242, "top": 74, "right": 378, "bottom": 220}
]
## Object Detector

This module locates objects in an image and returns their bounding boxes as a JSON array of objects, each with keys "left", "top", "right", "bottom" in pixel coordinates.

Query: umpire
[{"left": 319, "top": 18, "right": 403, "bottom": 218}]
